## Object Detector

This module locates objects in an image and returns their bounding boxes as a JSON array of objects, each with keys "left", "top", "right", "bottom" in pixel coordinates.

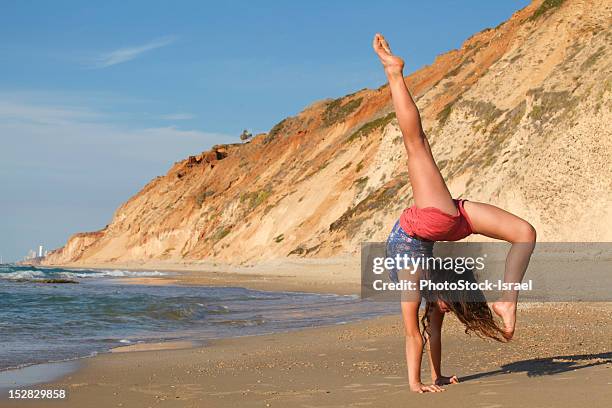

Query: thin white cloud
[
  {"left": 0, "top": 97, "right": 231, "bottom": 149},
  {"left": 159, "top": 113, "right": 195, "bottom": 120},
  {"left": 0, "top": 100, "right": 103, "bottom": 126},
  {"left": 90, "top": 36, "right": 177, "bottom": 68}
]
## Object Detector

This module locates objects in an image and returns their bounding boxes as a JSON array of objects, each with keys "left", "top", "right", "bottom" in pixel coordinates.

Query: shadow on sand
[{"left": 461, "top": 352, "right": 611, "bottom": 382}]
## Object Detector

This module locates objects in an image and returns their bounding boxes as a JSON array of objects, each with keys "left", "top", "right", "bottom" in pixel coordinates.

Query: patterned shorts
[{"left": 385, "top": 220, "right": 435, "bottom": 283}]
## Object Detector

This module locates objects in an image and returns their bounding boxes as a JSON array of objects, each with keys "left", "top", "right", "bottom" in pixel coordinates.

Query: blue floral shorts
[{"left": 385, "top": 220, "right": 435, "bottom": 283}]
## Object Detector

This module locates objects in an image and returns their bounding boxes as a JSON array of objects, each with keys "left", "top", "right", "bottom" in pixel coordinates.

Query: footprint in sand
[
  {"left": 352, "top": 388, "right": 376, "bottom": 394},
  {"left": 352, "top": 347, "right": 379, "bottom": 352},
  {"left": 478, "top": 390, "right": 498, "bottom": 396},
  {"left": 387, "top": 390, "right": 407, "bottom": 395},
  {"left": 476, "top": 378, "right": 515, "bottom": 386}
]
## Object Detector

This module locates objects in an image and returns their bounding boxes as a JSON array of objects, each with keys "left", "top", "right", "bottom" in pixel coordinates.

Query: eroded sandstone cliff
[{"left": 44, "top": 0, "right": 612, "bottom": 265}]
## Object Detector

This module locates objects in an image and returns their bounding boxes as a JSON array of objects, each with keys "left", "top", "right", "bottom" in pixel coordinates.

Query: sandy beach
[
  {"left": 1, "top": 261, "right": 611, "bottom": 408},
  {"left": 1, "top": 304, "right": 610, "bottom": 408}
]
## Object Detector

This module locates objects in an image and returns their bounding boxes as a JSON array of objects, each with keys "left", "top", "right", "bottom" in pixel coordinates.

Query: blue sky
[{"left": 0, "top": 0, "right": 530, "bottom": 262}]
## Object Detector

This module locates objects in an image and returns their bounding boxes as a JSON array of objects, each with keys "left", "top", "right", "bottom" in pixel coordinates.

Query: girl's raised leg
[{"left": 373, "top": 33, "right": 456, "bottom": 216}]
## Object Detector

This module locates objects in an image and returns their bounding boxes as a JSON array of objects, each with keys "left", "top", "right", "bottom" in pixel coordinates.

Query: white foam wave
[
  {"left": 0, "top": 271, "right": 46, "bottom": 280},
  {"left": 0, "top": 268, "right": 167, "bottom": 281},
  {"left": 59, "top": 270, "right": 167, "bottom": 278}
]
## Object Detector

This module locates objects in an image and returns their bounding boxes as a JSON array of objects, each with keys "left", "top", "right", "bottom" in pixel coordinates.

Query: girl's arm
[
  {"left": 403, "top": 300, "right": 426, "bottom": 390},
  {"left": 425, "top": 308, "right": 459, "bottom": 385},
  {"left": 401, "top": 295, "right": 444, "bottom": 393}
]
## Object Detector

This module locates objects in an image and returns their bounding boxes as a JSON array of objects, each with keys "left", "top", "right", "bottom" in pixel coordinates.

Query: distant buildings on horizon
[{"left": 22, "top": 245, "right": 49, "bottom": 262}]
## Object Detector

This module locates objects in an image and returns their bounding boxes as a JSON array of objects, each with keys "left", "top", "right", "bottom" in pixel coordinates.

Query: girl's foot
[
  {"left": 434, "top": 375, "right": 459, "bottom": 386},
  {"left": 410, "top": 382, "right": 445, "bottom": 393},
  {"left": 372, "top": 33, "right": 404, "bottom": 75},
  {"left": 492, "top": 301, "right": 517, "bottom": 340}
]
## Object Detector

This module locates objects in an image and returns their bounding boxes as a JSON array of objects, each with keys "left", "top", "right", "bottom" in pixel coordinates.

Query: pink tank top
[{"left": 399, "top": 199, "right": 474, "bottom": 242}]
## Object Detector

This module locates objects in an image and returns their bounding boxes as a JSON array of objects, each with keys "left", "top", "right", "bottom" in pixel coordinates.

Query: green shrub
[
  {"left": 354, "top": 176, "right": 369, "bottom": 194},
  {"left": 211, "top": 227, "right": 231, "bottom": 242},
  {"left": 339, "top": 161, "right": 352, "bottom": 171},
  {"left": 287, "top": 244, "right": 321, "bottom": 257},
  {"left": 461, "top": 100, "right": 504, "bottom": 126},
  {"left": 329, "top": 179, "right": 406, "bottom": 233},
  {"left": 529, "top": 0, "right": 565, "bottom": 21},
  {"left": 492, "top": 100, "right": 526, "bottom": 136},
  {"left": 241, "top": 189, "right": 272, "bottom": 209},
  {"left": 437, "top": 102, "right": 454, "bottom": 124},
  {"left": 195, "top": 190, "right": 215, "bottom": 207},
  {"left": 264, "top": 118, "right": 289, "bottom": 144},
  {"left": 355, "top": 160, "right": 364, "bottom": 173},
  {"left": 528, "top": 90, "right": 576, "bottom": 123},
  {"left": 581, "top": 46, "right": 605, "bottom": 70},
  {"left": 446, "top": 57, "right": 474, "bottom": 78},
  {"left": 529, "top": 105, "right": 544, "bottom": 121},
  {"left": 345, "top": 112, "right": 396, "bottom": 144},
  {"left": 322, "top": 97, "right": 363, "bottom": 127}
]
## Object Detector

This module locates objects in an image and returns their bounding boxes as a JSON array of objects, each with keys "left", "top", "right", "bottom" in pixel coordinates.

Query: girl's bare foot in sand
[
  {"left": 492, "top": 301, "right": 517, "bottom": 339},
  {"left": 434, "top": 375, "right": 459, "bottom": 386},
  {"left": 372, "top": 33, "right": 404, "bottom": 75},
  {"left": 410, "top": 382, "right": 445, "bottom": 393}
]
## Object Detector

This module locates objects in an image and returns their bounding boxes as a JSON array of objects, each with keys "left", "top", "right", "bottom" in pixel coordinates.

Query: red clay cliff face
[{"left": 44, "top": 0, "right": 612, "bottom": 266}]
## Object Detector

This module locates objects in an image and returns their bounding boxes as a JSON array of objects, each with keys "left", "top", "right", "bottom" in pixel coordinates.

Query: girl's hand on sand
[
  {"left": 410, "top": 383, "right": 445, "bottom": 393},
  {"left": 372, "top": 33, "right": 404, "bottom": 75},
  {"left": 434, "top": 375, "right": 459, "bottom": 386}
]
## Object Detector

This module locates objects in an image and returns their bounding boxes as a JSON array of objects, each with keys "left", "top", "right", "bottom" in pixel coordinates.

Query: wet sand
[
  {"left": 1, "top": 303, "right": 610, "bottom": 408},
  {"left": 47, "top": 257, "right": 363, "bottom": 295}
]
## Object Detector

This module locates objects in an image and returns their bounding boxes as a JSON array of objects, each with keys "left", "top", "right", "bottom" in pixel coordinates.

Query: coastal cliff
[{"left": 44, "top": 0, "right": 612, "bottom": 266}]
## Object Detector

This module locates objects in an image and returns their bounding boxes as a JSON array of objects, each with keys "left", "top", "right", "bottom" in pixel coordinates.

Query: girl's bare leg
[
  {"left": 426, "top": 307, "right": 459, "bottom": 386},
  {"left": 463, "top": 201, "right": 537, "bottom": 339},
  {"left": 374, "top": 34, "right": 536, "bottom": 339},
  {"left": 373, "top": 34, "right": 456, "bottom": 215}
]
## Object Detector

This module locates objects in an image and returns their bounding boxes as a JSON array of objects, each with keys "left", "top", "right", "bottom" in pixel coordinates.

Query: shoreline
[
  {"left": 43, "top": 256, "right": 363, "bottom": 295},
  {"left": 0, "top": 259, "right": 369, "bottom": 393},
  {"left": 1, "top": 303, "right": 610, "bottom": 407}
]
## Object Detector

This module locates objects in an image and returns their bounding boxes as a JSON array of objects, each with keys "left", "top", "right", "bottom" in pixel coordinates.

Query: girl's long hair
[{"left": 419, "top": 267, "right": 507, "bottom": 343}]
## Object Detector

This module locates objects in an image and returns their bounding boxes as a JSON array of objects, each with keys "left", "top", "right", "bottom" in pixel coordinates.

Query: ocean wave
[
  {"left": 0, "top": 270, "right": 46, "bottom": 280},
  {"left": 0, "top": 268, "right": 167, "bottom": 281},
  {"left": 57, "top": 270, "right": 168, "bottom": 279}
]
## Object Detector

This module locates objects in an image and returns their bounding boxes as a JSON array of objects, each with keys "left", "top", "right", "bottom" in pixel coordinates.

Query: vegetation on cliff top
[
  {"left": 322, "top": 97, "right": 363, "bottom": 127},
  {"left": 530, "top": 0, "right": 566, "bottom": 21},
  {"left": 345, "top": 112, "right": 396, "bottom": 144}
]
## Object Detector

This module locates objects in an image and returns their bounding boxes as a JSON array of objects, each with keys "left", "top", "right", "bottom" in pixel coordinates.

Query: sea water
[{"left": 0, "top": 265, "right": 395, "bottom": 371}]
